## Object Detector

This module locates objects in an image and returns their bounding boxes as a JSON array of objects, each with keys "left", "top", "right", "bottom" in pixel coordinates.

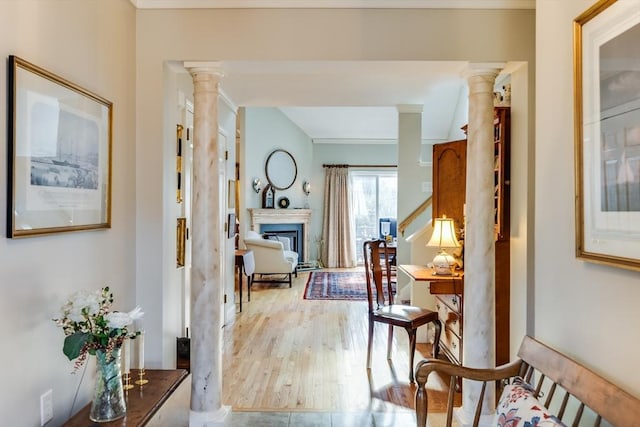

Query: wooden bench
[{"left": 415, "top": 335, "right": 640, "bottom": 426}]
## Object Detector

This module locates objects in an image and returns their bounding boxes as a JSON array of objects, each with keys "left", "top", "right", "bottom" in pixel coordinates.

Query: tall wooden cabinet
[{"left": 432, "top": 107, "right": 511, "bottom": 367}]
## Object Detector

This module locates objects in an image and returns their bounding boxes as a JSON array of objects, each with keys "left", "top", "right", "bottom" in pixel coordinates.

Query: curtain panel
[{"left": 321, "top": 166, "right": 356, "bottom": 268}]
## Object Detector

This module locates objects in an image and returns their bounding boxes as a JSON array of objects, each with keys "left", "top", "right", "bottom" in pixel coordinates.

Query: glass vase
[{"left": 90, "top": 347, "right": 126, "bottom": 422}]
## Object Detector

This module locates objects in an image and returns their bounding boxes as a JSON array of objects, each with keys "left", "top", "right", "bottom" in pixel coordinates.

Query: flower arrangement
[{"left": 53, "top": 286, "right": 143, "bottom": 369}]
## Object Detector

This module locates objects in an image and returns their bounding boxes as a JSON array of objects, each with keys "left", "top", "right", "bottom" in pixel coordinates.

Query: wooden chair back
[
  {"left": 414, "top": 335, "right": 640, "bottom": 427},
  {"left": 362, "top": 239, "right": 394, "bottom": 313}
]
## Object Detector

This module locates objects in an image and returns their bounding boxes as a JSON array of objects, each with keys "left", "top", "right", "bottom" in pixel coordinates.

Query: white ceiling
[
  {"left": 156, "top": 1, "right": 530, "bottom": 142},
  {"left": 217, "top": 60, "right": 472, "bottom": 142}
]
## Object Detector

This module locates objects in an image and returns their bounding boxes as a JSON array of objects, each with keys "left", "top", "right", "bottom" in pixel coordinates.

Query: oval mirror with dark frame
[{"left": 265, "top": 149, "right": 297, "bottom": 190}]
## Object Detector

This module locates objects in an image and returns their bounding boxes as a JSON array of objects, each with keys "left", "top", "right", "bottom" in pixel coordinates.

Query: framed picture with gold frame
[
  {"left": 574, "top": 0, "right": 640, "bottom": 270},
  {"left": 7, "top": 56, "right": 112, "bottom": 238},
  {"left": 177, "top": 217, "right": 186, "bottom": 268}
]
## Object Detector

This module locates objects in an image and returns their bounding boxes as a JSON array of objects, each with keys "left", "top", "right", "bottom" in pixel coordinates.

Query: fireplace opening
[{"left": 259, "top": 223, "right": 304, "bottom": 261}]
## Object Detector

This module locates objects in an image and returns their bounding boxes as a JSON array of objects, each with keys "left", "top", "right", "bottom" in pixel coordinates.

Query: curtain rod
[{"left": 322, "top": 164, "right": 397, "bottom": 168}]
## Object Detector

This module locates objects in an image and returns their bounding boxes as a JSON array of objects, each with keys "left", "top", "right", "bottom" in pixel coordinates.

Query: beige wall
[
  {"left": 0, "top": 0, "right": 136, "bottom": 424},
  {"left": 136, "top": 8, "right": 535, "bottom": 370},
  {"left": 0, "top": 4, "right": 538, "bottom": 424},
  {"left": 535, "top": 0, "right": 640, "bottom": 395}
]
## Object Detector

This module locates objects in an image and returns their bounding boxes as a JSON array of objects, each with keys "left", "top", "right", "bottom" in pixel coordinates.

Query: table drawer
[
  {"left": 436, "top": 299, "right": 461, "bottom": 337},
  {"left": 438, "top": 294, "right": 461, "bottom": 313},
  {"left": 440, "top": 327, "right": 462, "bottom": 365}
]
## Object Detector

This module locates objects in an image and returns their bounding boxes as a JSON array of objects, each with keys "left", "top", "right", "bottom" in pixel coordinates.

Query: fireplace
[{"left": 248, "top": 208, "right": 311, "bottom": 263}]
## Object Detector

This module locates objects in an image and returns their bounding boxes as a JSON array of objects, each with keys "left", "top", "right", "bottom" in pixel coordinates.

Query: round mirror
[{"left": 265, "top": 149, "right": 297, "bottom": 190}]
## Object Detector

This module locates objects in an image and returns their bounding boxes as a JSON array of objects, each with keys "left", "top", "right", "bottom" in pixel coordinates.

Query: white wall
[
  {"left": 0, "top": 0, "right": 136, "bottom": 425},
  {"left": 242, "top": 108, "right": 313, "bottom": 214},
  {"left": 535, "top": 0, "right": 640, "bottom": 395}
]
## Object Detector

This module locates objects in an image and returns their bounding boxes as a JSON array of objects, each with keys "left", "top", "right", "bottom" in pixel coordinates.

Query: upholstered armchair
[{"left": 244, "top": 230, "right": 298, "bottom": 287}]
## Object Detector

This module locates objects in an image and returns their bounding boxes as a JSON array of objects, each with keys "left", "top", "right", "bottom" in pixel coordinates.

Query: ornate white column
[
  {"left": 459, "top": 63, "right": 504, "bottom": 425},
  {"left": 184, "top": 62, "right": 230, "bottom": 427}
]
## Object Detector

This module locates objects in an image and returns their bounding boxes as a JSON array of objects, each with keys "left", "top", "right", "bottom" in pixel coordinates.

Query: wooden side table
[{"left": 63, "top": 369, "right": 189, "bottom": 426}]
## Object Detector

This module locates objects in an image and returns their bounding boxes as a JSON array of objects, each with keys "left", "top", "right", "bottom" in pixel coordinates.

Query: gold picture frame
[
  {"left": 177, "top": 217, "right": 186, "bottom": 268},
  {"left": 574, "top": 0, "right": 640, "bottom": 270},
  {"left": 7, "top": 56, "right": 112, "bottom": 238}
]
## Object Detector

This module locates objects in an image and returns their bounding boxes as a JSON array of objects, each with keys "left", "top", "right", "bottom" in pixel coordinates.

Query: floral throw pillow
[{"left": 494, "top": 377, "right": 566, "bottom": 427}]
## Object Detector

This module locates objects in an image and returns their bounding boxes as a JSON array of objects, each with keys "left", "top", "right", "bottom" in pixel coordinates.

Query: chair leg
[
  {"left": 247, "top": 276, "right": 252, "bottom": 302},
  {"left": 431, "top": 319, "right": 442, "bottom": 359},
  {"left": 407, "top": 328, "right": 418, "bottom": 384},
  {"left": 367, "top": 319, "right": 374, "bottom": 370},
  {"left": 387, "top": 324, "right": 394, "bottom": 361},
  {"left": 288, "top": 273, "right": 292, "bottom": 288}
]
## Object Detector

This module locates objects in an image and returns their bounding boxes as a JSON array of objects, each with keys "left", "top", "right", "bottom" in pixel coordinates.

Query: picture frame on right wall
[{"left": 574, "top": 0, "right": 640, "bottom": 271}]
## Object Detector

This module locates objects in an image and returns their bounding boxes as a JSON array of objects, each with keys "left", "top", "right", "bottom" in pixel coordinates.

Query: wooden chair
[{"left": 363, "top": 239, "right": 441, "bottom": 384}]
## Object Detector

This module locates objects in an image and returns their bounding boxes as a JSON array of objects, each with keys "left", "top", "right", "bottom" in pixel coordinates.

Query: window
[{"left": 351, "top": 170, "right": 397, "bottom": 264}]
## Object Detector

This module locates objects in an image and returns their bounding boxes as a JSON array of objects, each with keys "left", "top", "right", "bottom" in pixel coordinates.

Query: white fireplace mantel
[{"left": 248, "top": 208, "right": 312, "bottom": 263}]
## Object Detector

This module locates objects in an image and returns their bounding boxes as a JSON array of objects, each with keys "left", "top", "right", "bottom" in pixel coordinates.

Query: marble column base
[{"left": 189, "top": 405, "right": 231, "bottom": 427}]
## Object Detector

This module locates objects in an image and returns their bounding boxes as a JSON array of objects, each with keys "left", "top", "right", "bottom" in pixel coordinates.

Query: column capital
[
  {"left": 184, "top": 61, "right": 225, "bottom": 78},
  {"left": 462, "top": 62, "right": 505, "bottom": 79}
]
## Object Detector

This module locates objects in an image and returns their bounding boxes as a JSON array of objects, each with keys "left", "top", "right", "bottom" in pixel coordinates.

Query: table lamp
[{"left": 426, "top": 215, "right": 461, "bottom": 275}]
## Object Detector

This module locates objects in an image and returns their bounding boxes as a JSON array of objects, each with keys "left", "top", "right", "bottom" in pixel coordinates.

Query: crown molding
[{"left": 130, "top": 0, "right": 534, "bottom": 9}]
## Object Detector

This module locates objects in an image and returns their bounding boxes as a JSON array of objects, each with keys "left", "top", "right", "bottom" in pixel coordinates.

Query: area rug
[{"left": 304, "top": 271, "right": 368, "bottom": 300}]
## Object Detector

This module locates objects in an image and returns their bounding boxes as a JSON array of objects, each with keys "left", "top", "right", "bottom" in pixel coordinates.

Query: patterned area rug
[{"left": 304, "top": 271, "right": 368, "bottom": 300}]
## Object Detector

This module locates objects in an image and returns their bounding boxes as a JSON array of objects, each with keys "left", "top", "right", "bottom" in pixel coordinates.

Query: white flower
[
  {"left": 105, "top": 306, "right": 144, "bottom": 329},
  {"left": 128, "top": 306, "right": 144, "bottom": 321},
  {"left": 67, "top": 290, "right": 101, "bottom": 322},
  {"left": 105, "top": 312, "right": 133, "bottom": 329}
]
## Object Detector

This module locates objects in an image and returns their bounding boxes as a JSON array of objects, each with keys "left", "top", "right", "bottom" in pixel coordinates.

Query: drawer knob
[
  {"left": 436, "top": 304, "right": 440, "bottom": 310},
  {"left": 451, "top": 297, "right": 457, "bottom": 306},
  {"left": 452, "top": 341, "right": 457, "bottom": 349}
]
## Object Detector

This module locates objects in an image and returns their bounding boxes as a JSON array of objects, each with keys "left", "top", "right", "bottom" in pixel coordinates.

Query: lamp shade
[{"left": 427, "top": 216, "right": 461, "bottom": 249}]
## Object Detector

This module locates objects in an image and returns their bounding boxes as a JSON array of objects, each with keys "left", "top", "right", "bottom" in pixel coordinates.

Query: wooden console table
[
  {"left": 399, "top": 265, "right": 464, "bottom": 365},
  {"left": 63, "top": 369, "right": 189, "bottom": 427}
]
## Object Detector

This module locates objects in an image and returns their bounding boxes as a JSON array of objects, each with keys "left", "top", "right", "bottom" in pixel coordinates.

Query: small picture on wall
[{"left": 228, "top": 213, "right": 236, "bottom": 239}]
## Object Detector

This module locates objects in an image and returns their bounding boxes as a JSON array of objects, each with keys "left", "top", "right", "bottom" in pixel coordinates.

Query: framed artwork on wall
[
  {"left": 177, "top": 217, "right": 186, "bottom": 268},
  {"left": 574, "top": 0, "right": 640, "bottom": 270},
  {"left": 7, "top": 56, "right": 112, "bottom": 238}
]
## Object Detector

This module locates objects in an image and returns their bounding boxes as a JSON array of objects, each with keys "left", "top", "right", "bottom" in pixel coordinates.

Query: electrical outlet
[{"left": 40, "top": 389, "right": 53, "bottom": 426}]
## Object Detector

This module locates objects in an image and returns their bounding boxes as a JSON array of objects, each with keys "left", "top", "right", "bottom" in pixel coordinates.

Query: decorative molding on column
[
  {"left": 463, "top": 62, "right": 505, "bottom": 78},
  {"left": 184, "top": 62, "right": 238, "bottom": 112},
  {"left": 184, "top": 61, "right": 224, "bottom": 76}
]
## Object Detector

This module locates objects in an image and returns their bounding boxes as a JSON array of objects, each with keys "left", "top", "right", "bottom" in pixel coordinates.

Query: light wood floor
[{"left": 222, "top": 269, "right": 459, "bottom": 414}]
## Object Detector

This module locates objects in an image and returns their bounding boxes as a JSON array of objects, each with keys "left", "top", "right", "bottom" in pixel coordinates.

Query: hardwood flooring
[{"left": 222, "top": 269, "right": 460, "bottom": 420}]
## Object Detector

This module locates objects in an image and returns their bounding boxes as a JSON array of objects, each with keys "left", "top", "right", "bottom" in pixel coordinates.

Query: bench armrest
[{"left": 414, "top": 358, "right": 524, "bottom": 427}]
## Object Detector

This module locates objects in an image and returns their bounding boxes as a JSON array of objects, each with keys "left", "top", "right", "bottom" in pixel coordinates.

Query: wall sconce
[
  {"left": 252, "top": 178, "right": 262, "bottom": 194},
  {"left": 302, "top": 181, "right": 311, "bottom": 196},
  {"left": 426, "top": 215, "right": 461, "bottom": 275}
]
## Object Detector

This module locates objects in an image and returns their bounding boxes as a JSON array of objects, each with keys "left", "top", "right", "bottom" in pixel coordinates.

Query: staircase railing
[{"left": 398, "top": 196, "right": 432, "bottom": 236}]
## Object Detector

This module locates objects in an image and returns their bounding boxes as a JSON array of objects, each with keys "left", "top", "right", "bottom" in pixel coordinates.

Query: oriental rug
[{"left": 303, "top": 270, "right": 395, "bottom": 301}]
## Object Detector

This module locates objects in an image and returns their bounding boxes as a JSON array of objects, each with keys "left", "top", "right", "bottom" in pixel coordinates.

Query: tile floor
[{"left": 230, "top": 411, "right": 417, "bottom": 427}]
